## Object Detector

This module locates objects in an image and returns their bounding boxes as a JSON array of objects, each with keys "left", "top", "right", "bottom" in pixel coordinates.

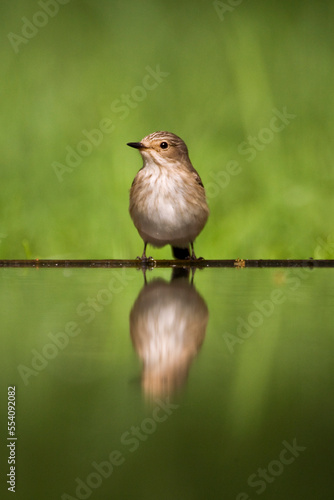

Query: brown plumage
[
  {"left": 128, "top": 131, "right": 209, "bottom": 260},
  {"left": 130, "top": 275, "right": 209, "bottom": 397}
]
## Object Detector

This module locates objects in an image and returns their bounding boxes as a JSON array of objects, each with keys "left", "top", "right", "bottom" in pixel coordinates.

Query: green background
[{"left": 1, "top": 0, "right": 334, "bottom": 260}]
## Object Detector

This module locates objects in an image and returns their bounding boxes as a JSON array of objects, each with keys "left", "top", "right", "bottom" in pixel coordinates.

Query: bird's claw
[{"left": 138, "top": 255, "right": 155, "bottom": 265}]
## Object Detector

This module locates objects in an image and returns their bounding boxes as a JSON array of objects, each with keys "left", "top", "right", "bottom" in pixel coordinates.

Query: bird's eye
[{"left": 160, "top": 142, "right": 168, "bottom": 149}]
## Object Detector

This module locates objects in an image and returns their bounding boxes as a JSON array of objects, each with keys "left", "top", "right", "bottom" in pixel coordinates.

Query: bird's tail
[{"left": 172, "top": 246, "right": 190, "bottom": 259}]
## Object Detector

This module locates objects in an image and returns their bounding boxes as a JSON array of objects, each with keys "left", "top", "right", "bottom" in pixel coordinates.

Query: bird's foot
[
  {"left": 189, "top": 243, "right": 205, "bottom": 261},
  {"left": 137, "top": 255, "right": 155, "bottom": 264},
  {"left": 185, "top": 255, "right": 204, "bottom": 262}
]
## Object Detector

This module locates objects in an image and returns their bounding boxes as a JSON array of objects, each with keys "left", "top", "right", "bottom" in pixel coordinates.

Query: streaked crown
[{"left": 127, "top": 131, "right": 190, "bottom": 164}]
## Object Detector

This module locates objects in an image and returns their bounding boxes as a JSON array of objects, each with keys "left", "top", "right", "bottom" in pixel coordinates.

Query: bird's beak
[{"left": 127, "top": 142, "right": 145, "bottom": 149}]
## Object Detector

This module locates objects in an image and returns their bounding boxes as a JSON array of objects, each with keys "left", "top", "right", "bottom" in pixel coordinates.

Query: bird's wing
[{"left": 192, "top": 169, "right": 204, "bottom": 188}]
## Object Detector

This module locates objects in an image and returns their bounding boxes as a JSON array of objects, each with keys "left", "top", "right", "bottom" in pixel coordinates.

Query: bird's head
[{"left": 127, "top": 131, "right": 190, "bottom": 167}]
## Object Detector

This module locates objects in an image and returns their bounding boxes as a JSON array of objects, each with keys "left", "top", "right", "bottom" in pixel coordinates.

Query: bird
[{"left": 127, "top": 131, "right": 209, "bottom": 260}]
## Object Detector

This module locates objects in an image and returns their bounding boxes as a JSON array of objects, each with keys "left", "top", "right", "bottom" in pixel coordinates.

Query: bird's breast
[
  {"left": 132, "top": 168, "right": 191, "bottom": 217},
  {"left": 129, "top": 166, "right": 209, "bottom": 246}
]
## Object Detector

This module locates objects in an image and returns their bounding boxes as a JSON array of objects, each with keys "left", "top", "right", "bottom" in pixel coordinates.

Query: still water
[{"left": 1, "top": 266, "right": 334, "bottom": 499}]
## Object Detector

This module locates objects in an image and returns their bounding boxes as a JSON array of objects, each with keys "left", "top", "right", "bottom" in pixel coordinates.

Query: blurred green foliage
[{"left": 1, "top": 0, "right": 334, "bottom": 259}]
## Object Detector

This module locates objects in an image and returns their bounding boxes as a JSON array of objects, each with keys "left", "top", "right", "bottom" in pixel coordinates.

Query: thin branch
[{"left": 0, "top": 259, "right": 333, "bottom": 268}]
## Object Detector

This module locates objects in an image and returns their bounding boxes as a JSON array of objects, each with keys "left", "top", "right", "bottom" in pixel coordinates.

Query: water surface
[{"left": 1, "top": 267, "right": 333, "bottom": 499}]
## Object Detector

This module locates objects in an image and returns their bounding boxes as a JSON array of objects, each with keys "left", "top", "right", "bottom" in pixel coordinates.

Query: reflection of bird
[
  {"left": 128, "top": 131, "right": 209, "bottom": 260},
  {"left": 129, "top": 271, "right": 209, "bottom": 398}
]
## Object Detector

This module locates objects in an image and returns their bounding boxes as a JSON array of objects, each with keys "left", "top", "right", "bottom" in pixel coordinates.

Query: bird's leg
[
  {"left": 141, "top": 242, "right": 148, "bottom": 260},
  {"left": 138, "top": 242, "right": 154, "bottom": 263},
  {"left": 190, "top": 242, "right": 197, "bottom": 260},
  {"left": 190, "top": 242, "right": 204, "bottom": 261},
  {"left": 136, "top": 242, "right": 147, "bottom": 260}
]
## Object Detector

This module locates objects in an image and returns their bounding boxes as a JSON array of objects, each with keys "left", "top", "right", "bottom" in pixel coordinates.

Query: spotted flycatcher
[{"left": 128, "top": 131, "right": 209, "bottom": 260}]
